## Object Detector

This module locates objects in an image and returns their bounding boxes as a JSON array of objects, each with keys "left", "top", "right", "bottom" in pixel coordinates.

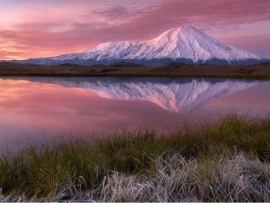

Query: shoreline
[{"left": 1, "top": 62, "right": 270, "bottom": 79}]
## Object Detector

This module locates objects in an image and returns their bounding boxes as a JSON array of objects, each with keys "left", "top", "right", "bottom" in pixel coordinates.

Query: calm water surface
[{"left": 1, "top": 77, "right": 270, "bottom": 151}]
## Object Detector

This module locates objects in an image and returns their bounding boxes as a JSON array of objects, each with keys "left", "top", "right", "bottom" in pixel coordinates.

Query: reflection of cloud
[{"left": 0, "top": 0, "right": 270, "bottom": 59}]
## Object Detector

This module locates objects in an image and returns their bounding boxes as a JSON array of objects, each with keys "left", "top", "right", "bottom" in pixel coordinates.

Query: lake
[{"left": 1, "top": 77, "right": 270, "bottom": 152}]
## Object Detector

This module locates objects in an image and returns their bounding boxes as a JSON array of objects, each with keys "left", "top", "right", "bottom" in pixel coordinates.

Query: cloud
[
  {"left": 93, "top": 6, "right": 131, "bottom": 19},
  {"left": 0, "top": 0, "right": 270, "bottom": 59}
]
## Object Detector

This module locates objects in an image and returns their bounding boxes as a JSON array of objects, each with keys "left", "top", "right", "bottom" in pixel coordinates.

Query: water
[{"left": 1, "top": 77, "right": 270, "bottom": 151}]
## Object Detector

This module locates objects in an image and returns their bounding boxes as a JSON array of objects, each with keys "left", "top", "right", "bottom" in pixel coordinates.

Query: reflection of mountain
[{"left": 24, "top": 78, "right": 259, "bottom": 112}]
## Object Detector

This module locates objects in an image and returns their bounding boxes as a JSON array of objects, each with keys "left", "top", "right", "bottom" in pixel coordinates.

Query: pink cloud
[{"left": 0, "top": 0, "right": 270, "bottom": 60}]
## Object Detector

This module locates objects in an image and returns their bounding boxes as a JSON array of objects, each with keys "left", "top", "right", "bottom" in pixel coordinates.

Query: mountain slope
[{"left": 22, "top": 26, "right": 263, "bottom": 66}]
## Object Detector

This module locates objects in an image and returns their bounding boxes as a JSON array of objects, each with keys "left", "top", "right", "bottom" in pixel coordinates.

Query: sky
[{"left": 0, "top": 0, "right": 270, "bottom": 60}]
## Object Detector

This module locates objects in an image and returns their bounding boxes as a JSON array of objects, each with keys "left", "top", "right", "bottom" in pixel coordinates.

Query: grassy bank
[{"left": 0, "top": 114, "right": 270, "bottom": 201}]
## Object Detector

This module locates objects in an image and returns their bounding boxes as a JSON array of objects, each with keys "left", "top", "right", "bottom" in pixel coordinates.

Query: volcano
[{"left": 21, "top": 26, "right": 264, "bottom": 66}]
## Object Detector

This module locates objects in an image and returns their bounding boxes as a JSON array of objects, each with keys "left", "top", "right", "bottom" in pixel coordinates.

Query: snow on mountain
[
  {"left": 22, "top": 26, "right": 263, "bottom": 65},
  {"left": 27, "top": 78, "right": 259, "bottom": 112},
  {"left": 79, "top": 26, "right": 261, "bottom": 62}
]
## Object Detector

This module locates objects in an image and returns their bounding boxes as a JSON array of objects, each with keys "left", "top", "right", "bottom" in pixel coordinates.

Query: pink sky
[{"left": 0, "top": 0, "right": 270, "bottom": 60}]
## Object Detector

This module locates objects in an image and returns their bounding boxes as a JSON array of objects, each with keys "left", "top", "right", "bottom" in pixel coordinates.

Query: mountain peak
[
  {"left": 156, "top": 26, "right": 198, "bottom": 39},
  {"left": 162, "top": 26, "right": 202, "bottom": 36},
  {"left": 168, "top": 26, "right": 197, "bottom": 32}
]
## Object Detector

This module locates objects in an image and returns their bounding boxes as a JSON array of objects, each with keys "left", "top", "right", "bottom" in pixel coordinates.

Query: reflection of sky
[
  {"left": 0, "top": 78, "right": 191, "bottom": 146},
  {"left": 0, "top": 0, "right": 269, "bottom": 60},
  {"left": 1, "top": 78, "right": 270, "bottom": 148}
]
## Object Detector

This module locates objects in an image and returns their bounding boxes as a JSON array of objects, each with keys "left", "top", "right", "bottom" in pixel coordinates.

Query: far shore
[{"left": 1, "top": 62, "right": 270, "bottom": 79}]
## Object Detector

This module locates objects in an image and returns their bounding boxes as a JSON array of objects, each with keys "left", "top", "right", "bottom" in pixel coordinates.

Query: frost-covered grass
[{"left": 0, "top": 114, "right": 270, "bottom": 201}]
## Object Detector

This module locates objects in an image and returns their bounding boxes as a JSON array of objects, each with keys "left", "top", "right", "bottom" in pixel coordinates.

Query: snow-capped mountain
[
  {"left": 24, "top": 77, "right": 259, "bottom": 112},
  {"left": 21, "top": 26, "right": 264, "bottom": 66}
]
